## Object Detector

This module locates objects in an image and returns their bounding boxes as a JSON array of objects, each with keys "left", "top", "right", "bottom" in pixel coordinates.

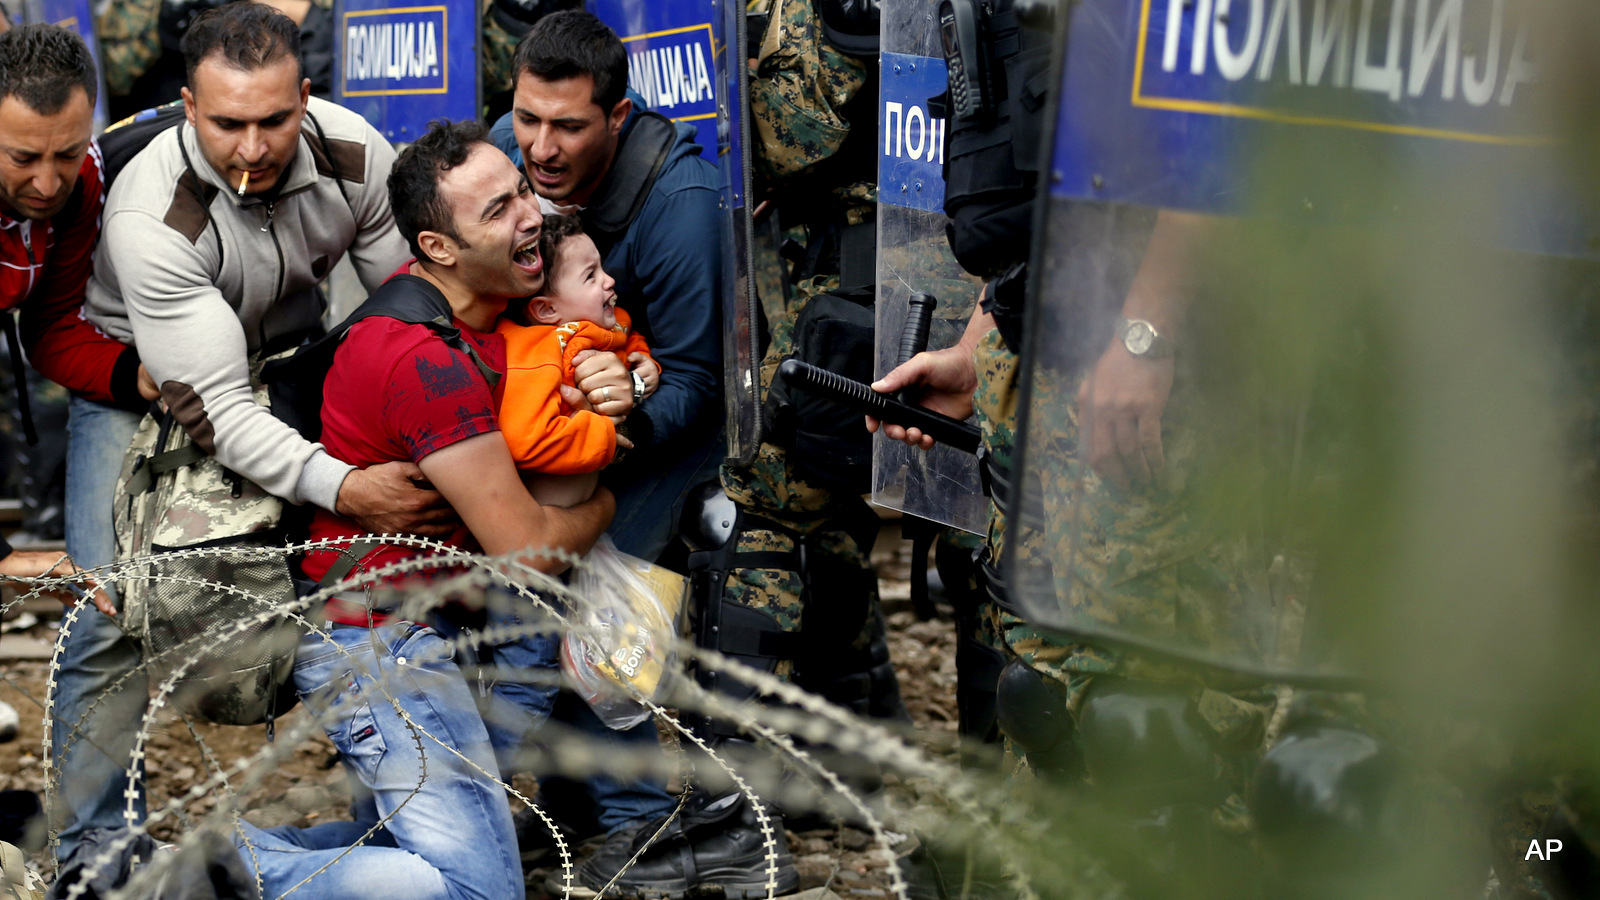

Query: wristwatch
[
  {"left": 630, "top": 370, "right": 647, "bottom": 405},
  {"left": 1115, "top": 316, "right": 1174, "bottom": 358}
]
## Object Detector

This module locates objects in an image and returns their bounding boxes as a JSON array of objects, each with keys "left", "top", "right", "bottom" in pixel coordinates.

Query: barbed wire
[{"left": 0, "top": 537, "right": 1042, "bottom": 900}]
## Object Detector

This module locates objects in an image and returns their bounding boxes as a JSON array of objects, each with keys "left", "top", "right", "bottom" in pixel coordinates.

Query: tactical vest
[{"left": 939, "top": 0, "right": 1055, "bottom": 280}]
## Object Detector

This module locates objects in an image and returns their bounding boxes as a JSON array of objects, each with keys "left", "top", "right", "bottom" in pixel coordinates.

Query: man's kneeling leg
[{"left": 239, "top": 624, "right": 521, "bottom": 900}]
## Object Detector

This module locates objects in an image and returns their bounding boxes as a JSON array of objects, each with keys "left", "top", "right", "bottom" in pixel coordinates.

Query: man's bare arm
[{"left": 417, "top": 433, "right": 614, "bottom": 574}]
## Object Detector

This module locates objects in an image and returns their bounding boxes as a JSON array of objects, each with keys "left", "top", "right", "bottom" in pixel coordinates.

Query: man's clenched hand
[
  {"left": 0, "top": 550, "right": 115, "bottom": 615},
  {"left": 335, "top": 460, "right": 459, "bottom": 536},
  {"left": 572, "top": 349, "right": 633, "bottom": 422}
]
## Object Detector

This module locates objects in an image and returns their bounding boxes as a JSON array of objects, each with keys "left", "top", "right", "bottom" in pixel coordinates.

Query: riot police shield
[
  {"left": 333, "top": 0, "right": 480, "bottom": 142},
  {"left": 871, "top": 0, "right": 986, "bottom": 534},
  {"left": 589, "top": 0, "right": 760, "bottom": 464},
  {"left": 1006, "top": 0, "right": 1598, "bottom": 689},
  {"left": 20, "top": 0, "right": 107, "bottom": 129}
]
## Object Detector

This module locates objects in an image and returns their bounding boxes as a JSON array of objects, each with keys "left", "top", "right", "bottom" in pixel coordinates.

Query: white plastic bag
[{"left": 560, "top": 536, "right": 688, "bottom": 729}]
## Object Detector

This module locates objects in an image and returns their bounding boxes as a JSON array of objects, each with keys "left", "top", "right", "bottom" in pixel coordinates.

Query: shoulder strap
[
  {"left": 580, "top": 111, "right": 678, "bottom": 250},
  {"left": 261, "top": 273, "right": 501, "bottom": 440},
  {"left": 303, "top": 109, "right": 354, "bottom": 210},
  {"left": 342, "top": 275, "right": 500, "bottom": 387}
]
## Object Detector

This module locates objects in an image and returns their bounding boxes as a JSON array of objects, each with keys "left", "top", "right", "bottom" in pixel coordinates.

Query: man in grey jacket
[{"left": 55, "top": 3, "right": 441, "bottom": 856}]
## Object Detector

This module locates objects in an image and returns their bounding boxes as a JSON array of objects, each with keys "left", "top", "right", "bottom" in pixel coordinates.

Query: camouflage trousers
[
  {"left": 717, "top": 269, "right": 883, "bottom": 684},
  {"left": 974, "top": 330, "right": 1276, "bottom": 791}
]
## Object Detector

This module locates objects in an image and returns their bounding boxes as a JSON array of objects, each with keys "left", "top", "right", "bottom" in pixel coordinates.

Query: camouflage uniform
[
  {"left": 480, "top": 6, "right": 521, "bottom": 99},
  {"left": 98, "top": 0, "right": 336, "bottom": 112},
  {"left": 714, "top": 0, "right": 893, "bottom": 705},
  {"left": 977, "top": 322, "right": 1276, "bottom": 803},
  {"left": 96, "top": 0, "right": 163, "bottom": 99}
]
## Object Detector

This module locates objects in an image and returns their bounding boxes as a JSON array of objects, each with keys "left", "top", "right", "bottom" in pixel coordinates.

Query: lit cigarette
[{"left": 237, "top": 171, "right": 249, "bottom": 196}]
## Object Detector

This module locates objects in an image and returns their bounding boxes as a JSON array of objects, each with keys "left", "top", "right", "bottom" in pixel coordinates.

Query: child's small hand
[{"left": 628, "top": 353, "right": 660, "bottom": 397}]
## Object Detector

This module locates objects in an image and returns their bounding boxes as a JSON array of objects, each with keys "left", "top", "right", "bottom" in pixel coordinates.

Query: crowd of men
[
  {"left": 0, "top": 5, "right": 782, "bottom": 897},
  {"left": 0, "top": 0, "right": 1594, "bottom": 898}
]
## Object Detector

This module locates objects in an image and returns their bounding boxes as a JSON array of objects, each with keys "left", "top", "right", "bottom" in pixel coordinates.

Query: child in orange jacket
[{"left": 497, "top": 215, "right": 661, "bottom": 506}]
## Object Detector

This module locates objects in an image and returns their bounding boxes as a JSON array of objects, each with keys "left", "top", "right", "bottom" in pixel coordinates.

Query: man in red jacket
[
  {"left": 0, "top": 26, "right": 135, "bottom": 588},
  {"left": 0, "top": 21, "right": 145, "bottom": 819},
  {"left": 0, "top": 26, "right": 153, "bottom": 422}
]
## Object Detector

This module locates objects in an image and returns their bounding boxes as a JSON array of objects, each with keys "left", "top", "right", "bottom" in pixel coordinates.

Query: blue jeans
[
  {"left": 236, "top": 623, "right": 521, "bottom": 900},
  {"left": 547, "top": 692, "right": 678, "bottom": 834},
  {"left": 605, "top": 429, "right": 723, "bottom": 562},
  {"left": 438, "top": 593, "right": 676, "bottom": 835},
  {"left": 430, "top": 600, "right": 561, "bottom": 775},
  {"left": 53, "top": 397, "right": 145, "bottom": 856}
]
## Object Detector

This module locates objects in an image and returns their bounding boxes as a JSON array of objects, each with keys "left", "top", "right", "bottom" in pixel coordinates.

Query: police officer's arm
[
  {"left": 418, "top": 431, "right": 615, "bottom": 574},
  {"left": 868, "top": 304, "right": 994, "bottom": 450},
  {"left": 1078, "top": 209, "right": 1200, "bottom": 490}
]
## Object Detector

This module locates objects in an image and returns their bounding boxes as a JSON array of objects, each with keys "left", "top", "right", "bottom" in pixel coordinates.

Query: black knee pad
[
  {"left": 1251, "top": 724, "right": 1397, "bottom": 864},
  {"left": 797, "top": 604, "right": 909, "bottom": 723},
  {"left": 994, "top": 660, "right": 1076, "bottom": 777},
  {"left": 1076, "top": 680, "right": 1214, "bottom": 805},
  {"left": 678, "top": 480, "right": 737, "bottom": 553}
]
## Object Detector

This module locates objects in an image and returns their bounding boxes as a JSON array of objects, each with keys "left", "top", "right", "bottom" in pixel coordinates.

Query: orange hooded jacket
[{"left": 495, "top": 307, "right": 656, "bottom": 474}]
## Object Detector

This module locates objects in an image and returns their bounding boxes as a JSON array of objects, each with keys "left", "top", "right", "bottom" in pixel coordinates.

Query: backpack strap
[
  {"left": 340, "top": 274, "right": 501, "bottom": 388},
  {"left": 580, "top": 111, "right": 677, "bottom": 253},
  {"left": 316, "top": 537, "right": 390, "bottom": 588},
  {"left": 263, "top": 272, "right": 503, "bottom": 441}
]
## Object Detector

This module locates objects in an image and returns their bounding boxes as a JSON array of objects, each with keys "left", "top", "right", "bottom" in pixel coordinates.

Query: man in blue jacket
[
  {"left": 487, "top": 14, "right": 801, "bottom": 899},
  {"left": 489, "top": 10, "right": 723, "bottom": 566}
]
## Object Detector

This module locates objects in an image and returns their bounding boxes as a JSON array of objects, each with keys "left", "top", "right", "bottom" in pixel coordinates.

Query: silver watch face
[{"left": 1124, "top": 320, "right": 1156, "bottom": 356}]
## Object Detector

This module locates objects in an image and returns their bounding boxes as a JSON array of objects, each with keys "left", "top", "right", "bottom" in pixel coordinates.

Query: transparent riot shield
[
  {"left": 1007, "top": 0, "right": 1599, "bottom": 693},
  {"left": 332, "top": 0, "right": 480, "bottom": 142},
  {"left": 21, "top": 0, "right": 107, "bottom": 130},
  {"left": 719, "top": 0, "right": 761, "bottom": 465},
  {"left": 872, "top": 0, "right": 986, "bottom": 534},
  {"left": 589, "top": 0, "right": 759, "bottom": 464}
]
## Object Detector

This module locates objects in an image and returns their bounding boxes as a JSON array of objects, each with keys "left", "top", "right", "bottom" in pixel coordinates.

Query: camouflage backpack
[{"left": 112, "top": 356, "right": 302, "bottom": 728}]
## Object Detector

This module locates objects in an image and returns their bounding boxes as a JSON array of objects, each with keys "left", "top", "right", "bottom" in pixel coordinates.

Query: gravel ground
[{"left": 0, "top": 520, "right": 960, "bottom": 897}]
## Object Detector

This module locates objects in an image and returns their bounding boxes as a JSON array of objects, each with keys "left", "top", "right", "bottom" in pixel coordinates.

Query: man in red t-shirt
[{"left": 234, "top": 120, "right": 623, "bottom": 900}]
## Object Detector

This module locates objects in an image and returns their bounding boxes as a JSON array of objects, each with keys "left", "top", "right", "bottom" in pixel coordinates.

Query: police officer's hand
[
  {"left": 1079, "top": 339, "right": 1174, "bottom": 491},
  {"left": 572, "top": 349, "right": 633, "bottom": 421},
  {"left": 336, "top": 461, "right": 460, "bottom": 537},
  {"left": 0, "top": 551, "right": 115, "bottom": 616},
  {"left": 867, "top": 345, "right": 978, "bottom": 451}
]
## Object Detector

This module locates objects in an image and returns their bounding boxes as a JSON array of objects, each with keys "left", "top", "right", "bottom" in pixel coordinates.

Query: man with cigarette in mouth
[{"left": 56, "top": 2, "right": 438, "bottom": 856}]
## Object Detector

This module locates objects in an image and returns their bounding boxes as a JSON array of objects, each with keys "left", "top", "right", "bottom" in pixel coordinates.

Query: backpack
[
  {"left": 112, "top": 352, "right": 303, "bottom": 728},
  {"left": 98, "top": 103, "right": 188, "bottom": 184},
  {"left": 761, "top": 284, "right": 877, "bottom": 491},
  {"left": 263, "top": 273, "right": 501, "bottom": 443},
  {"left": 111, "top": 276, "right": 484, "bottom": 727}
]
